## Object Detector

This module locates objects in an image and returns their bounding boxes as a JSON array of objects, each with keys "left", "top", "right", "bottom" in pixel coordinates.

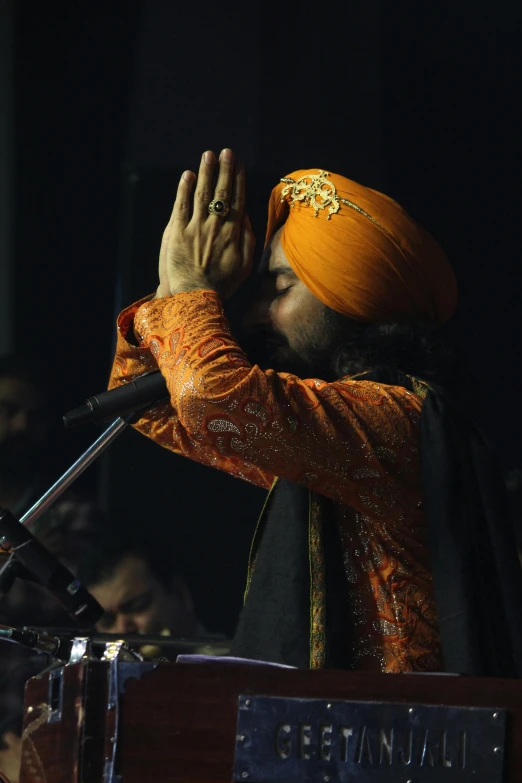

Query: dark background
[{"left": 11, "top": 1, "right": 522, "bottom": 633}]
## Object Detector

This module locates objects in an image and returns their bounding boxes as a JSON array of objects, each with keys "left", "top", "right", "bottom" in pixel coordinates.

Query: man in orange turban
[{"left": 109, "top": 149, "right": 522, "bottom": 676}]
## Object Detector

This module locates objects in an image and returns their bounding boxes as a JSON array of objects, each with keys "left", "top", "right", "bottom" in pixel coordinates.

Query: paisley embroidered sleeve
[
  {"left": 133, "top": 290, "right": 424, "bottom": 513},
  {"left": 109, "top": 297, "right": 274, "bottom": 489}
]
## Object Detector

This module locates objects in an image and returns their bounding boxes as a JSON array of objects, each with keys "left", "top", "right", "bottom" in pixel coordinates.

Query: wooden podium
[{"left": 19, "top": 660, "right": 522, "bottom": 783}]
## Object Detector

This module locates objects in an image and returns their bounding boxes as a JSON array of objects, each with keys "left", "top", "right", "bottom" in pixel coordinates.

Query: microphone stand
[
  {"left": 20, "top": 415, "right": 130, "bottom": 530},
  {"left": 0, "top": 410, "right": 142, "bottom": 625}
]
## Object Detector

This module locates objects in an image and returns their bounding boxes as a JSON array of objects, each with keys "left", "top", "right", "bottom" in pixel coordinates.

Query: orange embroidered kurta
[{"left": 109, "top": 289, "right": 442, "bottom": 673}]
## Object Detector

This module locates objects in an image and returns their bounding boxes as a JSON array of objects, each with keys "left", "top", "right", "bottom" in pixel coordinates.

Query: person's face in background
[
  {"left": 88, "top": 553, "right": 197, "bottom": 636},
  {"left": 0, "top": 731, "right": 22, "bottom": 783},
  {"left": 0, "top": 375, "right": 50, "bottom": 475}
]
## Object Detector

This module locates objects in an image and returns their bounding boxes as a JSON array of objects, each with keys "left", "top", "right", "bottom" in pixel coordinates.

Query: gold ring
[{"left": 208, "top": 199, "right": 230, "bottom": 217}]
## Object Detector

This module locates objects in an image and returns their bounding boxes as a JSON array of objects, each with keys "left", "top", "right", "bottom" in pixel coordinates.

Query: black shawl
[{"left": 232, "top": 371, "right": 522, "bottom": 677}]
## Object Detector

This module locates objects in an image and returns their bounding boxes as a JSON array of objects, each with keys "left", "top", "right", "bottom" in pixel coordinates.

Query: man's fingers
[
  {"left": 211, "top": 148, "right": 235, "bottom": 209},
  {"left": 171, "top": 170, "right": 196, "bottom": 228},
  {"left": 192, "top": 150, "right": 217, "bottom": 221},
  {"left": 229, "top": 161, "right": 246, "bottom": 222},
  {"left": 158, "top": 221, "right": 170, "bottom": 277}
]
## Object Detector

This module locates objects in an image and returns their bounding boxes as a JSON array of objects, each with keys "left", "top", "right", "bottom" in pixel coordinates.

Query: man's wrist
[{"left": 155, "top": 278, "right": 217, "bottom": 298}]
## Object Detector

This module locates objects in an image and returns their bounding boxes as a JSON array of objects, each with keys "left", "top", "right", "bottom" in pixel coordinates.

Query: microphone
[
  {"left": 0, "top": 624, "right": 74, "bottom": 662},
  {"left": 0, "top": 508, "right": 103, "bottom": 626},
  {"left": 63, "top": 371, "right": 169, "bottom": 427}
]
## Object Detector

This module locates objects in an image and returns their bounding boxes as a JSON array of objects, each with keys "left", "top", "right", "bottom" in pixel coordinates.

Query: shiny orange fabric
[
  {"left": 109, "top": 290, "right": 442, "bottom": 673},
  {"left": 266, "top": 169, "right": 458, "bottom": 326}
]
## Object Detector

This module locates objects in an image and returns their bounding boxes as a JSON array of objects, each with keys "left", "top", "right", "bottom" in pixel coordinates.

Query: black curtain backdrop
[
  {"left": 14, "top": 2, "right": 141, "bottom": 492},
  {"left": 13, "top": 1, "right": 522, "bottom": 633}
]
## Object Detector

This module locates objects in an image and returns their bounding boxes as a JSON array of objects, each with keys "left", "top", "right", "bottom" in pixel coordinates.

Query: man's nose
[{"left": 113, "top": 615, "right": 138, "bottom": 634}]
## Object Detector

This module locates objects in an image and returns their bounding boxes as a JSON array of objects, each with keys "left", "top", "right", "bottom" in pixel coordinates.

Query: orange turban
[{"left": 265, "top": 169, "right": 458, "bottom": 326}]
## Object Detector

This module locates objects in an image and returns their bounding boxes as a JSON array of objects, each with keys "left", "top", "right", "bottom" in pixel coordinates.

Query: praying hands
[{"left": 155, "top": 148, "right": 255, "bottom": 300}]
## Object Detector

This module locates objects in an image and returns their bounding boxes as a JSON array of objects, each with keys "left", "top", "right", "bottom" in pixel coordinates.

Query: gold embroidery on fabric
[
  {"left": 408, "top": 375, "right": 430, "bottom": 401},
  {"left": 309, "top": 492, "right": 326, "bottom": 669},
  {"left": 335, "top": 503, "right": 442, "bottom": 673},
  {"left": 280, "top": 170, "right": 392, "bottom": 236}
]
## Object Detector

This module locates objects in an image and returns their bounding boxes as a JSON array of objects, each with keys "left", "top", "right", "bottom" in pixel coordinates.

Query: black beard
[{"left": 242, "top": 329, "right": 338, "bottom": 381}]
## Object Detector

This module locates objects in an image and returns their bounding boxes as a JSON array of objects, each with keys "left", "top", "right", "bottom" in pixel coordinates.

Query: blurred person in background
[
  {"left": 0, "top": 355, "right": 54, "bottom": 517},
  {"left": 55, "top": 531, "right": 217, "bottom": 640},
  {"left": 0, "top": 729, "right": 21, "bottom": 783},
  {"left": 0, "top": 353, "right": 110, "bottom": 629}
]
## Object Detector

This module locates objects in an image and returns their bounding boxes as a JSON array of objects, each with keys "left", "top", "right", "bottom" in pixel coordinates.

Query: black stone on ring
[{"left": 208, "top": 199, "right": 230, "bottom": 217}]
